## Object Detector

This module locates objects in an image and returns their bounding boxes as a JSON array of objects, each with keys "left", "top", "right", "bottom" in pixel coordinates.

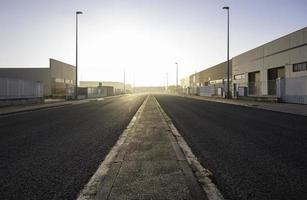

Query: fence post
[
  {"left": 6, "top": 78, "right": 9, "bottom": 97},
  {"left": 276, "top": 78, "right": 285, "bottom": 99}
]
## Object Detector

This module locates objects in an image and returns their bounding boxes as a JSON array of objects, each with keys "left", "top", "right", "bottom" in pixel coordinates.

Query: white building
[{"left": 232, "top": 27, "right": 307, "bottom": 104}]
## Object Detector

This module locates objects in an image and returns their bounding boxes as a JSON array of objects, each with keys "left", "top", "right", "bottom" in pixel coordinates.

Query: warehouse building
[
  {"left": 232, "top": 27, "right": 307, "bottom": 103},
  {"left": 0, "top": 59, "right": 75, "bottom": 98},
  {"left": 78, "top": 86, "right": 114, "bottom": 98},
  {"left": 80, "top": 81, "right": 132, "bottom": 94},
  {"left": 183, "top": 27, "right": 307, "bottom": 104},
  {"left": 188, "top": 61, "right": 232, "bottom": 96}
]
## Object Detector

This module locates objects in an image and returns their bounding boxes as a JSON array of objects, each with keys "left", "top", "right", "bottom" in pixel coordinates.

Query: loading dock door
[
  {"left": 268, "top": 67, "right": 285, "bottom": 95},
  {"left": 248, "top": 71, "right": 260, "bottom": 95}
]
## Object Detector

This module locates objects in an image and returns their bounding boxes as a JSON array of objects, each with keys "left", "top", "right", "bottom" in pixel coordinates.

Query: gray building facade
[
  {"left": 188, "top": 61, "right": 232, "bottom": 96},
  {"left": 0, "top": 59, "right": 75, "bottom": 97}
]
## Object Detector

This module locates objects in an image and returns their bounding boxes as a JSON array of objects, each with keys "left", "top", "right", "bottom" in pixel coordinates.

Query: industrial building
[
  {"left": 183, "top": 27, "right": 307, "bottom": 104},
  {"left": 80, "top": 81, "right": 132, "bottom": 94},
  {"left": 232, "top": 27, "right": 307, "bottom": 103},
  {"left": 0, "top": 59, "right": 75, "bottom": 98},
  {"left": 185, "top": 61, "right": 232, "bottom": 96},
  {"left": 78, "top": 86, "right": 114, "bottom": 98}
]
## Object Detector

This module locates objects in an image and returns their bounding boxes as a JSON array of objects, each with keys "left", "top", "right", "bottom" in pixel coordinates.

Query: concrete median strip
[
  {"left": 77, "top": 95, "right": 224, "bottom": 200},
  {"left": 76, "top": 96, "right": 148, "bottom": 200}
]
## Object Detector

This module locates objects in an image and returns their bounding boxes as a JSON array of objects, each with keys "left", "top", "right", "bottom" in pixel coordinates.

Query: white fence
[
  {"left": 197, "top": 83, "right": 226, "bottom": 97},
  {"left": 277, "top": 76, "right": 307, "bottom": 104},
  {"left": 234, "top": 76, "right": 307, "bottom": 104},
  {"left": 0, "top": 78, "right": 43, "bottom": 99}
]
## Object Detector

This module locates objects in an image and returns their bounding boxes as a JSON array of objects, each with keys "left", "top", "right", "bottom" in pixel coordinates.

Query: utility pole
[
  {"left": 133, "top": 74, "right": 135, "bottom": 93},
  {"left": 123, "top": 68, "right": 126, "bottom": 94},
  {"left": 166, "top": 72, "right": 168, "bottom": 93},
  {"left": 175, "top": 62, "right": 178, "bottom": 93},
  {"left": 223, "top": 6, "right": 230, "bottom": 99},
  {"left": 75, "top": 11, "right": 83, "bottom": 100}
]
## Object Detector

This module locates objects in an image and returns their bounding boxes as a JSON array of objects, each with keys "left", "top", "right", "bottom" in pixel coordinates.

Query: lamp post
[
  {"left": 223, "top": 6, "right": 230, "bottom": 99},
  {"left": 175, "top": 62, "right": 178, "bottom": 93},
  {"left": 75, "top": 11, "right": 83, "bottom": 100},
  {"left": 166, "top": 72, "right": 168, "bottom": 93},
  {"left": 123, "top": 68, "right": 126, "bottom": 94}
]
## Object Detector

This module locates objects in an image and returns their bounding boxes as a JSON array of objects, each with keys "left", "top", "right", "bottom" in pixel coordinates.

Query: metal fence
[
  {"left": 0, "top": 78, "right": 43, "bottom": 99},
  {"left": 77, "top": 87, "right": 114, "bottom": 99},
  {"left": 236, "top": 80, "right": 276, "bottom": 96},
  {"left": 234, "top": 76, "right": 307, "bottom": 104},
  {"left": 197, "top": 83, "right": 227, "bottom": 97},
  {"left": 277, "top": 76, "right": 307, "bottom": 104}
]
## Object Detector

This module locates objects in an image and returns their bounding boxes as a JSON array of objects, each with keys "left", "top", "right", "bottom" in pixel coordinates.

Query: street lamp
[
  {"left": 123, "top": 68, "right": 126, "bottom": 94},
  {"left": 166, "top": 72, "right": 168, "bottom": 93},
  {"left": 75, "top": 11, "right": 83, "bottom": 100},
  {"left": 175, "top": 62, "right": 178, "bottom": 93},
  {"left": 223, "top": 6, "right": 230, "bottom": 99}
]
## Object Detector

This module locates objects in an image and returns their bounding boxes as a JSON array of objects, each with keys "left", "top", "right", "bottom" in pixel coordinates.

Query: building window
[
  {"left": 54, "top": 78, "right": 64, "bottom": 83},
  {"left": 210, "top": 79, "right": 223, "bottom": 85},
  {"left": 234, "top": 74, "right": 245, "bottom": 80},
  {"left": 65, "top": 79, "right": 73, "bottom": 84},
  {"left": 293, "top": 62, "right": 307, "bottom": 72}
]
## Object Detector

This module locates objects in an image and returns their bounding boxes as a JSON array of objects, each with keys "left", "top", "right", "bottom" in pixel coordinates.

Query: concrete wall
[
  {"left": 50, "top": 59, "right": 75, "bottom": 83},
  {"left": 49, "top": 59, "right": 75, "bottom": 97}
]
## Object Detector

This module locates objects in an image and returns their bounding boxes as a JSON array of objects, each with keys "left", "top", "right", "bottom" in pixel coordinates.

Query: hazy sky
[{"left": 0, "top": 0, "right": 306, "bottom": 86}]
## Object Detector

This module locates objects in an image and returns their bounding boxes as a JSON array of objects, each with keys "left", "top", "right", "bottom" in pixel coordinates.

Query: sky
[{"left": 0, "top": 0, "right": 306, "bottom": 86}]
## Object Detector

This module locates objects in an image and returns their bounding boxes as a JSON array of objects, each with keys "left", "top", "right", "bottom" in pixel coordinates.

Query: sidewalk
[
  {"left": 78, "top": 96, "right": 218, "bottom": 200},
  {"left": 0, "top": 99, "right": 91, "bottom": 116},
  {"left": 182, "top": 95, "right": 307, "bottom": 116},
  {"left": 0, "top": 95, "right": 126, "bottom": 116}
]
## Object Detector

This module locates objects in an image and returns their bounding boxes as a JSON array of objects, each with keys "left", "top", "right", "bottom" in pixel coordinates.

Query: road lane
[
  {"left": 0, "top": 95, "right": 146, "bottom": 200},
  {"left": 155, "top": 95, "right": 307, "bottom": 200}
]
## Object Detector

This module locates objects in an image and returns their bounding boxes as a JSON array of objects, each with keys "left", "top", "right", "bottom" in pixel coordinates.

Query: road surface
[
  {"left": 155, "top": 94, "right": 307, "bottom": 200},
  {"left": 0, "top": 95, "right": 146, "bottom": 200}
]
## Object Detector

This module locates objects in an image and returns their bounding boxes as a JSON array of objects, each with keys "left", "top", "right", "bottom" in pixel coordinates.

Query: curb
[
  {"left": 0, "top": 103, "right": 72, "bottom": 116},
  {"left": 0, "top": 95, "right": 127, "bottom": 116},
  {"left": 180, "top": 94, "right": 307, "bottom": 117},
  {"left": 154, "top": 96, "right": 225, "bottom": 200}
]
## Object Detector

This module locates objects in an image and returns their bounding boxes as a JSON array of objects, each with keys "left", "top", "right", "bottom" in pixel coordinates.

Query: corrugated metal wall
[
  {"left": 0, "top": 78, "right": 43, "bottom": 99},
  {"left": 277, "top": 76, "right": 307, "bottom": 104}
]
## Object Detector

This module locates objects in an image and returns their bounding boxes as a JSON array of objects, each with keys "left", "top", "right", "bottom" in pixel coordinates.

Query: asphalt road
[
  {"left": 155, "top": 95, "right": 307, "bottom": 200},
  {"left": 0, "top": 95, "right": 146, "bottom": 200}
]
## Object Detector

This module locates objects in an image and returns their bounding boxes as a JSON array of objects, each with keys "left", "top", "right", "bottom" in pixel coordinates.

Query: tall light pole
[
  {"left": 223, "top": 6, "right": 230, "bottom": 99},
  {"left": 123, "top": 68, "right": 126, "bottom": 94},
  {"left": 75, "top": 11, "right": 83, "bottom": 100},
  {"left": 133, "top": 74, "right": 135, "bottom": 93},
  {"left": 166, "top": 72, "right": 168, "bottom": 93},
  {"left": 175, "top": 62, "right": 178, "bottom": 93}
]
